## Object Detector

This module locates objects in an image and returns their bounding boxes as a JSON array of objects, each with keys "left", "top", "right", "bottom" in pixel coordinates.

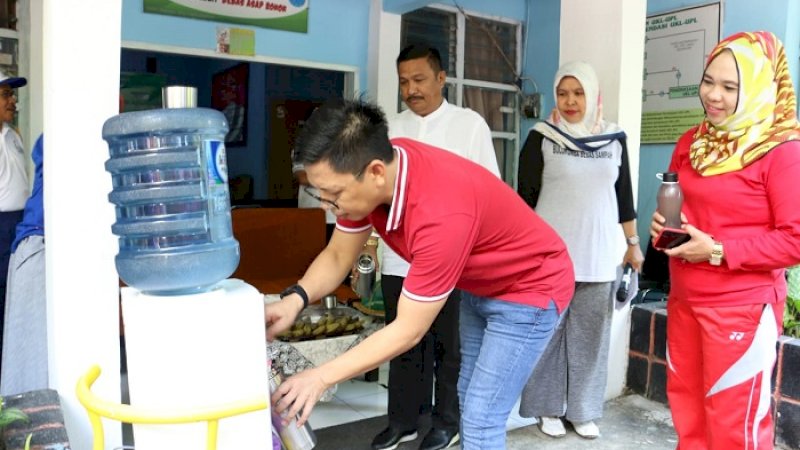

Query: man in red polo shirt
[{"left": 266, "top": 98, "right": 574, "bottom": 450}]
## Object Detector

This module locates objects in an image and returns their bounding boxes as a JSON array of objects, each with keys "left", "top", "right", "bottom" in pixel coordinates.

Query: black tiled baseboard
[
  {"left": 647, "top": 362, "right": 668, "bottom": 404},
  {"left": 653, "top": 311, "right": 667, "bottom": 360},
  {"left": 777, "top": 400, "right": 800, "bottom": 450},
  {"left": 626, "top": 355, "right": 648, "bottom": 394},
  {"left": 779, "top": 337, "right": 800, "bottom": 401},
  {"left": 630, "top": 306, "right": 654, "bottom": 355}
]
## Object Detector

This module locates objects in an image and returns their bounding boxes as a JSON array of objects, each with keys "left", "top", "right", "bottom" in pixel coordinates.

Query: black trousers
[{"left": 382, "top": 274, "right": 461, "bottom": 433}]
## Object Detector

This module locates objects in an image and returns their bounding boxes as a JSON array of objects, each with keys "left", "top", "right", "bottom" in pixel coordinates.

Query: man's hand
[
  {"left": 265, "top": 294, "right": 304, "bottom": 341},
  {"left": 271, "top": 367, "right": 331, "bottom": 427}
]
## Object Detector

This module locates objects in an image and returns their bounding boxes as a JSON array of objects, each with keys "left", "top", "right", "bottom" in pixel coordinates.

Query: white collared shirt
[
  {"left": 382, "top": 100, "right": 500, "bottom": 276},
  {"left": 0, "top": 123, "right": 29, "bottom": 211}
]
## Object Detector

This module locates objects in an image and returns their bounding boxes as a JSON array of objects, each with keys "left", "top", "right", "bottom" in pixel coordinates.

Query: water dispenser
[{"left": 102, "top": 87, "right": 240, "bottom": 294}]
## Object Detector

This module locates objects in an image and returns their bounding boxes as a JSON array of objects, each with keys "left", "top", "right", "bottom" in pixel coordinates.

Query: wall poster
[
  {"left": 212, "top": 63, "right": 249, "bottom": 147},
  {"left": 144, "top": 0, "right": 309, "bottom": 33},
  {"left": 641, "top": 3, "right": 721, "bottom": 144},
  {"left": 216, "top": 26, "right": 256, "bottom": 56}
]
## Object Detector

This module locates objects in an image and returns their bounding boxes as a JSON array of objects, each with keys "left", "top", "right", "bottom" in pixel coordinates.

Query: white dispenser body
[{"left": 121, "top": 279, "right": 271, "bottom": 449}]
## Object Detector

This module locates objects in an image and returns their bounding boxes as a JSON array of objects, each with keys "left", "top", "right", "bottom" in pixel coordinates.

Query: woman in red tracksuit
[{"left": 650, "top": 31, "right": 800, "bottom": 449}]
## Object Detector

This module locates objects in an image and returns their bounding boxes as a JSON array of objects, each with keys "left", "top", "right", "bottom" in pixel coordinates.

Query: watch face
[
  {"left": 710, "top": 243, "right": 723, "bottom": 265},
  {"left": 627, "top": 236, "right": 640, "bottom": 246}
]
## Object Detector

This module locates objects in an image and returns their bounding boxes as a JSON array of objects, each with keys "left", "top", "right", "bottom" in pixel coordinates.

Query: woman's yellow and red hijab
[{"left": 690, "top": 31, "right": 800, "bottom": 176}]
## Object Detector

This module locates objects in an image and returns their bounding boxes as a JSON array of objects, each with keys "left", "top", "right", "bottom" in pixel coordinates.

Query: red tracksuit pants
[{"left": 666, "top": 299, "right": 783, "bottom": 450}]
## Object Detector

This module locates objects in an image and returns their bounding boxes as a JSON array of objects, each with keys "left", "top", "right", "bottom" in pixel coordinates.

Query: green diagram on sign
[{"left": 641, "top": 3, "right": 720, "bottom": 144}]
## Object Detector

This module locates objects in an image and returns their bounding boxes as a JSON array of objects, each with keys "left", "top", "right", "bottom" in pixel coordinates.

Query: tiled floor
[{"left": 308, "top": 363, "right": 538, "bottom": 432}]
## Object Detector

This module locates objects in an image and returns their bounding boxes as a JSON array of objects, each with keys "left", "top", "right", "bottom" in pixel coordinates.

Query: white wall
[
  {"left": 559, "top": 0, "right": 647, "bottom": 400},
  {"left": 43, "top": 1, "right": 123, "bottom": 448}
]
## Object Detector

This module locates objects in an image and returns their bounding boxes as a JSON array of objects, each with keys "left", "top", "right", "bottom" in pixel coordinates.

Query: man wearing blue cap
[{"left": 0, "top": 69, "right": 28, "bottom": 380}]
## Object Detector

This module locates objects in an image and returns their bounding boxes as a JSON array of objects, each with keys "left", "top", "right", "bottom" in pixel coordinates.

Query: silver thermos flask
[
  {"left": 353, "top": 253, "right": 376, "bottom": 299},
  {"left": 269, "top": 368, "right": 317, "bottom": 450}
]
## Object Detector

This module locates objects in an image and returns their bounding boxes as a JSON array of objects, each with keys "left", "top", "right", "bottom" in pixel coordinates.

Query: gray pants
[
  {"left": 1, "top": 236, "right": 47, "bottom": 395},
  {"left": 519, "top": 281, "right": 614, "bottom": 422}
]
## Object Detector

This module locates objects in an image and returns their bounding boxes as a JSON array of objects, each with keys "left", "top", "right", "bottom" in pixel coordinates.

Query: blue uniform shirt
[{"left": 12, "top": 134, "right": 43, "bottom": 252}]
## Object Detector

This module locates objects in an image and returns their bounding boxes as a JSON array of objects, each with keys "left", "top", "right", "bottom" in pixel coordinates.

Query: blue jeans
[{"left": 458, "top": 291, "right": 561, "bottom": 449}]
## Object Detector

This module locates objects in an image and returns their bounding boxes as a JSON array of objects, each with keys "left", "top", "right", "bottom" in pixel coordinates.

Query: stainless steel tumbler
[
  {"left": 353, "top": 254, "right": 376, "bottom": 300},
  {"left": 269, "top": 368, "right": 317, "bottom": 450},
  {"left": 322, "top": 294, "right": 338, "bottom": 309},
  {"left": 161, "top": 85, "right": 198, "bottom": 108}
]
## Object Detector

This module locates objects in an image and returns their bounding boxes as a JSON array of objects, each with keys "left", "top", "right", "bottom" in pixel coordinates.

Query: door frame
[{"left": 121, "top": 40, "right": 358, "bottom": 99}]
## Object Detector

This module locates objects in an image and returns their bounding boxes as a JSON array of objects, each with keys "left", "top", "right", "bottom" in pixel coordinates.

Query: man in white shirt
[
  {"left": 0, "top": 70, "right": 29, "bottom": 379},
  {"left": 367, "top": 44, "right": 500, "bottom": 450}
]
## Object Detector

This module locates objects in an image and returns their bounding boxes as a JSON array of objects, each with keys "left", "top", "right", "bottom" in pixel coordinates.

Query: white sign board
[{"left": 641, "top": 3, "right": 721, "bottom": 143}]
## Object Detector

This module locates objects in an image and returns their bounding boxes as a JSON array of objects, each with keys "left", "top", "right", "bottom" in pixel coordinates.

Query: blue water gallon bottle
[{"left": 102, "top": 87, "right": 240, "bottom": 295}]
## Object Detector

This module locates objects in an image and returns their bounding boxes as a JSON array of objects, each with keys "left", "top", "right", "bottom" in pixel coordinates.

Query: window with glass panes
[
  {"left": 400, "top": 5, "right": 521, "bottom": 186},
  {"left": 0, "top": 0, "right": 15, "bottom": 30}
]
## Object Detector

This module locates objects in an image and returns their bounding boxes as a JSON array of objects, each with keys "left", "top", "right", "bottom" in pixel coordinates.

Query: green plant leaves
[
  {"left": 784, "top": 295, "right": 800, "bottom": 338},
  {"left": 0, "top": 396, "right": 29, "bottom": 429}
]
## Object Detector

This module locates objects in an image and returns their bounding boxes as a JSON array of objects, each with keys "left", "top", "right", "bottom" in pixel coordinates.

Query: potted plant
[
  {"left": 785, "top": 266, "right": 800, "bottom": 338},
  {"left": 0, "top": 397, "right": 29, "bottom": 450}
]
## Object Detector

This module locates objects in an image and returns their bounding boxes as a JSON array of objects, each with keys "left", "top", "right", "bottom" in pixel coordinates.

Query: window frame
[{"left": 401, "top": 4, "right": 522, "bottom": 187}]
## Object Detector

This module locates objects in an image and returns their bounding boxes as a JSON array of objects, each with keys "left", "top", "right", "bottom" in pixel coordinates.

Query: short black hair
[
  {"left": 397, "top": 44, "right": 444, "bottom": 73},
  {"left": 293, "top": 98, "right": 394, "bottom": 176}
]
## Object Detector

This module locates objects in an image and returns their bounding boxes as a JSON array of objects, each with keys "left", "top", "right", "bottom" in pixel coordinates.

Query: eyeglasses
[
  {"left": 0, "top": 90, "right": 15, "bottom": 99},
  {"left": 302, "top": 161, "right": 372, "bottom": 211},
  {"left": 304, "top": 186, "right": 340, "bottom": 210}
]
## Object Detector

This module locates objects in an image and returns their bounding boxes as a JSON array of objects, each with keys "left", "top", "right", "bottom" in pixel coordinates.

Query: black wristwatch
[{"left": 280, "top": 284, "right": 309, "bottom": 310}]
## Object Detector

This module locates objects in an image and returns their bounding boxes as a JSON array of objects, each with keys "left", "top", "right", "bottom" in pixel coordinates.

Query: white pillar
[
  {"left": 16, "top": 0, "right": 43, "bottom": 149},
  {"left": 367, "top": 0, "right": 401, "bottom": 121},
  {"left": 44, "top": 1, "right": 123, "bottom": 448},
  {"left": 559, "top": 0, "right": 647, "bottom": 399}
]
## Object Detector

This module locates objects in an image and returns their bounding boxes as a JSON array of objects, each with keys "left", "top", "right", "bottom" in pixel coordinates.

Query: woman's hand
[
  {"left": 650, "top": 211, "right": 689, "bottom": 246},
  {"left": 662, "top": 224, "right": 715, "bottom": 263},
  {"left": 649, "top": 211, "right": 666, "bottom": 243},
  {"left": 623, "top": 243, "right": 645, "bottom": 272},
  {"left": 271, "top": 367, "right": 331, "bottom": 427}
]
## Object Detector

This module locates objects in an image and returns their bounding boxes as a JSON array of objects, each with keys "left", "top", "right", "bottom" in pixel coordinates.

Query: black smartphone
[{"left": 654, "top": 227, "right": 690, "bottom": 250}]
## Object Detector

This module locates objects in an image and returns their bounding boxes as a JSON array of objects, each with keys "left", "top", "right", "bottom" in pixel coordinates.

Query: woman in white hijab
[{"left": 517, "top": 61, "right": 644, "bottom": 439}]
